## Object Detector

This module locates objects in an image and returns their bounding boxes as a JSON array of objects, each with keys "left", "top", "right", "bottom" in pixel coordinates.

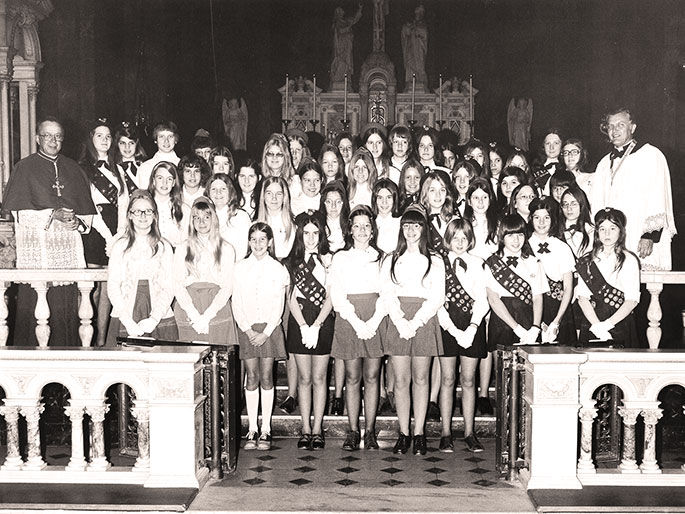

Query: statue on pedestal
[
  {"left": 507, "top": 97, "right": 533, "bottom": 151},
  {"left": 401, "top": 4, "right": 428, "bottom": 88},
  {"left": 372, "top": 0, "right": 389, "bottom": 52},
  {"left": 222, "top": 97, "right": 248, "bottom": 151},
  {"left": 330, "top": 4, "right": 363, "bottom": 86}
]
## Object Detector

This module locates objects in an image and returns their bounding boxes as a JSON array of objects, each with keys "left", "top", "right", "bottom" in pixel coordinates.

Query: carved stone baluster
[
  {"left": 577, "top": 407, "right": 598, "bottom": 473},
  {"left": 86, "top": 403, "right": 111, "bottom": 471},
  {"left": 131, "top": 401, "right": 150, "bottom": 472},
  {"left": 32, "top": 281, "right": 50, "bottom": 347},
  {"left": 617, "top": 407, "right": 641, "bottom": 473},
  {"left": 645, "top": 281, "right": 663, "bottom": 349},
  {"left": 0, "top": 404, "right": 23, "bottom": 470},
  {"left": 64, "top": 403, "right": 87, "bottom": 471},
  {"left": 0, "top": 282, "right": 8, "bottom": 346},
  {"left": 20, "top": 403, "right": 46, "bottom": 470},
  {"left": 77, "top": 281, "right": 95, "bottom": 347},
  {"left": 640, "top": 408, "right": 663, "bottom": 473}
]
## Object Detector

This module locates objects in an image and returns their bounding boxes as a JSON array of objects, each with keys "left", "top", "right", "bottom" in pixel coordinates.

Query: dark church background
[{"left": 34, "top": 0, "right": 685, "bottom": 264}]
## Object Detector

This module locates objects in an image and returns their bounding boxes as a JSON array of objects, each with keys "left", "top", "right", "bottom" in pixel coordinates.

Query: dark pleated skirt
[
  {"left": 487, "top": 296, "right": 533, "bottom": 351},
  {"left": 286, "top": 297, "right": 334, "bottom": 355},
  {"left": 237, "top": 321, "right": 287, "bottom": 360},
  {"left": 331, "top": 293, "right": 385, "bottom": 360},
  {"left": 174, "top": 282, "right": 239, "bottom": 345},
  {"left": 384, "top": 296, "right": 443, "bottom": 357}
]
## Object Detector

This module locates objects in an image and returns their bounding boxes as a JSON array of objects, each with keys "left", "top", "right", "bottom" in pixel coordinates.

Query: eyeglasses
[
  {"left": 266, "top": 152, "right": 284, "bottom": 159},
  {"left": 324, "top": 199, "right": 343, "bottom": 207},
  {"left": 517, "top": 194, "right": 536, "bottom": 201},
  {"left": 130, "top": 209, "right": 154, "bottom": 217},
  {"left": 561, "top": 201, "right": 579, "bottom": 209},
  {"left": 192, "top": 215, "right": 211, "bottom": 223},
  {"left": 38, "top": 133, "right": 64, "bottom": 142},
  {"left": 561, "top": 149, "right": 580, "bottom": 157}
]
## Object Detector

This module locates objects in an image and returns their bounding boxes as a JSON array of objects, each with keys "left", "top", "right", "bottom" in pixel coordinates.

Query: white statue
[
  {"left": 222, "top": 97, "right": 248, "bottom": 151},
  {"left": 507, "top": 97, "right": 533, "bottom": 151},
  {"left": 401, "top": 4, "right": 428, "bottom": 86},
  {"left": 330, "top": 4, "right": 363, "bottom": 84}
]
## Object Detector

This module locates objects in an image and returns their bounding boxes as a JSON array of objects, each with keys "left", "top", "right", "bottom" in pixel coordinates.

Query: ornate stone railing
[
  {"left": 0, "top": 345, "right": 209, "bottom": 488},
  {"left": 517, "top": 346, "right": 685, "bottom": 490},
  {"left": 0, "top": 268, "right": 108, "bottom": 347},
  {"left": 642, "top": 270, "right": 685, "bottom": 349}
]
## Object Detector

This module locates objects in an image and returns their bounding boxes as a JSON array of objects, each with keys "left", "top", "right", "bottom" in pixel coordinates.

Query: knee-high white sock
[
  {"left": 245, "top": 388, "right": 260, "bottom": 433},
  {"left": 260, "top": 387, "right": 275, "bottom": 433}
]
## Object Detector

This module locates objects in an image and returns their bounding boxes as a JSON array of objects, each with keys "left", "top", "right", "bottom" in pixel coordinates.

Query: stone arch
[
  {"left": 580, "top": 375, "right": 638, "bottom": 404},
  {"left": 645, "top": 376, "right": 685, "bottom": 403},
  {"left": 92, "top": 375, "right": 148, "bottom": 402},
  {"left": 26, "top": 373, "right": 82, "bottom": 400},
  {"left": 0, "top": 375, "right": 19, "bottom": 398}
]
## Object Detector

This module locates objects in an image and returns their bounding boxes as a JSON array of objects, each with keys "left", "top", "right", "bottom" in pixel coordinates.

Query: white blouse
[
  {"left": 376, "top": 214, "right": 400, "bottom": 254},
  {"left": 575, "top": 251, "right": 640, "bottom": 303},
  {"left": 218, "top": 207, "right": 251, "bottom": 261},
  {"left": 330, "top": 246, "right": 384, "bottom": 323},
  {"left": 485, "top": 250, "right": 548, "bottom": 298},
  {"left": 155, "top": 197, "right": 183, "bottom": 247},
  {"left": 528, "top": 233, "right": 576, "bottom": 282},
  {"left": 267, "top": 213, "right": 295, "bottom": 259}
]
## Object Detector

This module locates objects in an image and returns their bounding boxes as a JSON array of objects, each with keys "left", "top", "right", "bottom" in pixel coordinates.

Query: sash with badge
[
  {"left": 486, "top": 253, "right": 532, "bottom": 305},
  {"left": 92, "top": 164, "right": 120, "bottom": 206},
  {"left": 294, "top": 256, "right": 326, "bottom": 318},
  {"left": 444, "top": 257, "right": 475, "bottom": 329},
  {"left": 576, "top": 255, "right": 624, "bottom": 319}
]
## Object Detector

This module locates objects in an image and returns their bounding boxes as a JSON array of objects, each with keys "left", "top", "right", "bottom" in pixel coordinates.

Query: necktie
[
  {"left": 610, "top": 146, "right": 627, "bottom": 163},
  {"left": 506, "top": 256, "right": 519, "bottom": 267},
  {"left": 430, "top": 213, "right": 442, "bottom": 229},
  {"left": 306, "top": 253, "right": 317, "bottom": 271},
  {"left": 454, "top": 257, "right": 467, "bottom": 272},
  {"left": 125, "top": 161, "right": 138, "bottom": 176},
  {"left": 544, "top": 162, "right": 555, "bottom": 171},
  {"left": 96, "top": 160, "right": 110, "bottom": 170},
  {"left": 538, "top": 242, "right": 550, "bottom": 254}
]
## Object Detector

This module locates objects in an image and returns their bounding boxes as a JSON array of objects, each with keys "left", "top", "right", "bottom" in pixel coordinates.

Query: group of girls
[{"left": 92, "top": 117, "right": 640, "bottom": 456}]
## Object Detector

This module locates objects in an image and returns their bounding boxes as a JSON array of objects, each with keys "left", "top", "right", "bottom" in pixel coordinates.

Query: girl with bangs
[
  {"left": 291, "top": 159, "right": 323, "bottom": 216},
  {"left": 207, "top": 173, "right": 251, "bottom": 260},
  {"left": 507, "top": 182, "right": 538, "bottom": 223},
  {"left": 437, "top": 218, "right": 488, "bottom": 453},
  {"left": 148, "top": 161, "right": 184, "bottom": 247},
  {"left": 504, "top": 148, "right": 531, "bottom": 176},
  {"left": 318, "top": 143, "right": 347, "bottom": 186},
  {"left": 106, "top": 189, "right": 177, "bottom": 345},
  {"left": 261, "top": 133, "right": 298, "bottom": 196},
  {"left": 236, "top": 158, "right": 262, "bottom": 221},
  {"left": 372, "top": 178, "right": 401, "bottom": 254},
  {"left": 381, "top": 204, "right": 445, "bottom": 456},
  {"left": 257, "top": 176, "right": 295, "bottom": 259},
  {"left": 113, "top": 121, "right": 147, "bottom": 192},
  {"left": 452, "top": 159, "right": 479, "bottom": 217},
  {"left": 284, "top": 211, "right": 335, "bottom": 450},
  {"left": 178, "top": 154, "right": 211, "bottom": 210},
  {"left": 463, "top": 139, "right": 489, "bottom": 173},
  {"left": 209, "top": 146, "right": 236, "bottom": 177},
  {"left": 575, "top": 208, "right": 639, "bottom": 347},
  {"left": 419, "top": 170, "right": 457, "bottom": 260},
  {"left": 485, "top": 214, "right": 547, "bottom": 349},
  {"left": 527, "top": 197, "right": 577, "bottom": 345},
  {"left": 496, "top": 165, "right": 527, "bottom": 215},
  {"left": 347, "top": 147, "right": 378, "bottom": 209},
  {"left": 233, "top": 222, "right": 290, "bottom": 451},
  {"left": 330, "top": 205, "right": 387, "bottom": 451},
  {"left": 173, "top": 197, "right": 238, "bottom": 345},
  {"left": 398, "top": 157, "right": 424, "bottom": 212}
]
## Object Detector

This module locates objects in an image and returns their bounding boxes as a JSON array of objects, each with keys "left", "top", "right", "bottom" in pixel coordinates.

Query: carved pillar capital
[
  {"left": 641, "top": 408, "right": 663, "bottom": 426},
  {"left": 617, "top": 406, "right": 641, "bottom": 425},
  {"left": 578, "top": 407, "right": 598, "bottom": 422},
  {"left": 85, "top": 402, "right": 110, "bottom": 422}
]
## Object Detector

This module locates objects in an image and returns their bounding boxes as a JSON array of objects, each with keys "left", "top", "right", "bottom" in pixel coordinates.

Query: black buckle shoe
[
  {"left": 439, "top": 435, "right": 454, "bottom": 453},
  {"left": 297, "top": 433, "right": 312, "bottom": 450},
  {"left": 311, "top": 433, "right": 325, "bottom": 450},
  {"left": 412, "top": 434, "right": 427, "bottom": 455},
  {"left": 364, "top": 430, "right": 379, "bottom": 450},
  {"left": 464, "top": 434, "right": 484, "bottom": 453},
  {"left": 392, "top": 432, "right": 411, "bottom": 454},
  {"left": 342, "top": 430, "right": 360, "bottom": 451}
]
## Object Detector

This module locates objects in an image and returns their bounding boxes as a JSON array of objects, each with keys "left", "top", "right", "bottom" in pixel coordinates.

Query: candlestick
[
  {"left": 469, "top": 74, "right": 473, "bottom": 122},
  {"left": 312, "top": 74, "right": 317, "bottom": 121},
  {"left": 343, "top": 73, "right": 348, "bottom": 119},
  {"left": 285, "top": 74, "right": 289, "bottom": 120},
  {"left": 439, "top": 74, "right": 443, "bottom": 125},
  {"left": 411, "top": 73, "right": 416, "bottom": 120}
]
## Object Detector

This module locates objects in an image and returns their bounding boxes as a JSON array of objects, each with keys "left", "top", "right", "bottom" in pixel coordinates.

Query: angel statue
[
  {"left": 507, "top": 97, "right": 533, "bottom": 151},
  {"left": 222, "top": 97, "right": 248, "bottom": 151}
]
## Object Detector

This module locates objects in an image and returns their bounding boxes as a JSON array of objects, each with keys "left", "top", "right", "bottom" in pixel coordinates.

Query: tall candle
[
  {"left": 343, "top": 74, "right": 348, "bottom": 119},
  {"left": 439, "top": 74, "right": 443, "bottom": 123},
  {"left": 411, "top": 73, "right": 416, "bottom": 120},
  {"left": 285, "top": 74, "right": 289, "bottom": 119},
  {"left": 312, "top": 74, "right": 317, "bottom": 119},
  {"left": 469, "top": 74, "right": 473, "bottom": 123}
]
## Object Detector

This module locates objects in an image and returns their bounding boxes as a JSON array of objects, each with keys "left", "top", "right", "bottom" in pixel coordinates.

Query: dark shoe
[
  {"left": 297, "top": 433, "right": 312, "bottom": 450},
  {"left": 477, "top": 396, "right": 494, "bottom": 416},
  {"left": 279, "top": 395, "right": 297, "bottom": 415},
  {"left": 392, "top": 432, "right": 411, "bottom": 454},
  {"left": 364, "top": 430, "right": 379, "bottom": 450},
  {"left": 439, "top": 435, "right": 454, "bottom": 453},
  {"left": 257, "top": 432, "right": 272, "bottom": 451},
  {"left": 387, "top": 391, "right": 396, "bottom": 413},
  {"left": 413, "top": 434, "right": 427, "bottom": 455},
  {"left": 311, "top": 433, "right": 325, "bottom": 450},
  {"left": 342, "top": 430, "right": 360, "bottom": 451},
  {"left": 331, "top": 397, "right": 344, "bottom": 416},
  {"left": 427, "top": 401, "right": 440, "bottom": 421},
  {"left": 464, "top": 434, "right": 484, "bottom": 453},
  {"left": 244, "top": 430, "right": 258, "bottom": 450}
]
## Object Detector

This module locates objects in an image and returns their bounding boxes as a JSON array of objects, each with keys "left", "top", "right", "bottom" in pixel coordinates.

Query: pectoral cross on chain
[{"left": 52, "top": 175, "right": 64, "bottom": 197}]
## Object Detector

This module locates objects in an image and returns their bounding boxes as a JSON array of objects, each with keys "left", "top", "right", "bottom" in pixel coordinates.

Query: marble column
[
  {"left": 32, "top": 281, "right": 50, "bottom": 347},
  {"left": 77, "top": 281, "right": 95, "bottom": 347},
  {"left": 0, "top": 76, "right": 9, "bottom": 195},
  {"left": 0, "top": 404, "right": 23, "bottom": 470},
  {"left": 86, "top": 403, "right": 111, "bottom": 471},
  {"left": 640, "top": 408, "right": 663, "bottom": 473},
  {"left": 28, "top": 86, "right": 38, "bottom": 155},
  {"left": 20, "top": 403, "right": 46, "bottom": 470},
  {"left": 577, "top": 407, "right": 598, "bottom": 473},
  {"left": 617, "top": 407, "right": 641, "bottom": 473},
  {"left": 64, "top": 403, "right": 87, "bottom": 471},
  {"left": 130, "top": 401, "right": 150, "bottom": 472},
  {"left": 0, "top": 281, "right": 8, "bottom": 346}
]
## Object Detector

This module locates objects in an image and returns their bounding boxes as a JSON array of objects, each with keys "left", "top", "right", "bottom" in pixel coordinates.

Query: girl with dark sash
[
  {"left": 527, "top": 197, "right": 577, "bottom": 344},
  {"left": 398, "top": 157, "right": 424, "bottom": 212},
  {"left": 80, "top": 119, "right": 128, "bottom": 346},
  {"left": 485, "top": 214, "right": 546, "bottom": 348},
  {"left": 381, "top": 204, "right": 445, "bottom": 456},
  {"left": 437, "top": 218, "right": 488, "bottom": 453},
  {"left": 285, "top": 211, "right": 335, "bottom": 450},
  {"left": 576, "top": 208, "right": 640, "bottom": 347},
  {"left": 233, "top": 222, "right": 290, "bottom": 451},
  {"left": 113, "top": 122, "right": 146, "bottom": 195},
  {"left": 452, "top": 159, "right": 479, "bottom": 218},
  {"left": 106, "top": 189, "right": 178, "bottom": 346},
  {"left": 172, "top": 197, "right": 238, "bottom": 345},
  {"left": 330, "top": 205, "right": 387, "bottom": 451},
  {"left": 419, "top": 170, "right": 458, "bottom": 261}
]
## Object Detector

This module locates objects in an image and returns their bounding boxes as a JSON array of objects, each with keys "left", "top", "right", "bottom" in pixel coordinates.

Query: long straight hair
[
  {"left": 79, "top": 120, "right": 124, "bottom": 195},
  {"left": 148, "top": 161, "right": 184, "bottom": 224},
  {"left": 464, "top": 177, "right": 498, "bottom": 245},
  {"left": 285, "top": 210, "right": 330, "bottom": 282},
  {"left": 184, "top": 198, "right": 224, "bottom": 277},
  {"left": 257, "top": 175, "right": 294, "bottom": 241},
  {"left": 261, "top": 133, "right": 295, "bottom": 182},
  {"left": 561, "top": 185, "right": 593, "bottom": 256},
  {"left": 347, "top": 147, "right": 378, "bottom": 201},
  {"left": 390, "top": 207, "right": 433, "bottom": 285},
  {"left": 591, "top": 208, "right": 634, "bottom": 272},
  {"left": 419, "top": 170, "right": 455, "bottom": 223},
  {"left": 342, "top": 205, "right": 382, "bottom": 261},
  {"left": 123, "top": 189, "right": 163, "bottom": 256}
]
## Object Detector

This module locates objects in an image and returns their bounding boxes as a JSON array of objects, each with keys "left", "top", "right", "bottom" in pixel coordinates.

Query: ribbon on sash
[
  {"left": 486, "top": 253, "right": 532, "bottom": 305},
  {"left": 91, "top": 168, "right": 120, "bottom": 206}
]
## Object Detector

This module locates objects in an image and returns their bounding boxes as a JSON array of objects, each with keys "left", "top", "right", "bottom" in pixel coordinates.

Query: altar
[{"left": 280, "top": 3, "right": 477, "bottom": 143}]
